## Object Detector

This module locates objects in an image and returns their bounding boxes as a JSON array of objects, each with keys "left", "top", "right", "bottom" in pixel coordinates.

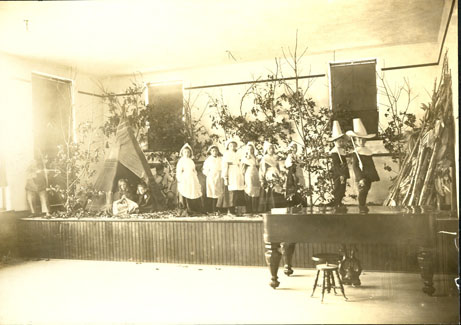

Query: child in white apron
[
  {"left": 176, "top": 143, "right": 202, "bottom": 216},
  {"left": 241, "top": 142, "right": 260, "bottom": 213},
  {"left": 259, "top": 141, "right": 285, "bottom": 212},
  {"left": 217, "top": 138, "right": 245, "bottom": 215},
  {"left": 202, "top": 144, "right": 224, "bottom": 214}
]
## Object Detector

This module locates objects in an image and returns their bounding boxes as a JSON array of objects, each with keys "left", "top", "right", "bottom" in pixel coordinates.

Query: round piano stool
[{"left": 311, "top": 263, "right": 347, "bottom": 303}]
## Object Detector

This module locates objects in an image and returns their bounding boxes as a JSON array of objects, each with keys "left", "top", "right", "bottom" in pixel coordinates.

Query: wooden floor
[{"left": 0, "top": 259, "right": 459, "bottom": 324}]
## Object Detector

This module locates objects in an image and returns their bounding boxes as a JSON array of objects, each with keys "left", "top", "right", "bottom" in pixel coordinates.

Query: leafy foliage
[
  {"left": 101, "top": 81, "right": 148, "bottom": 140},
  {"left": 378, "top": 75, "right": 419, "bottom": 169},
  {"left": 209, "top": 36, "right": 335, "bottom": 206},
  {"left": 279, "top": 88, "right": 333, "bottom": 205},
  {"left": 100, "top": 80, "right": 213, "bottom": 162},
  {"left": 210, "top": 77, "right": 294, "bottom": 152},
  {"left": 183, "top": 92, "right": 217, "bottom": 160},
  {"left": 47, "top": 122, "right": 101, "bottom": 216}
]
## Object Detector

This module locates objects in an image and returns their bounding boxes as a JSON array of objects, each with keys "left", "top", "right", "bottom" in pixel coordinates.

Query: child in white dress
[
  {"left": 202, "top": 144, "right": 224, "bottom": 214},
  {"left": 259, "top": 141, "right": 285, "bottom": 212},
  {"left": 217, "top": 138, "right": 245, "bottom": 215},
  {"left": 176, "top": 143, "right": 202, "bottom": 216},
  {"left": 241, "top": 142, "right": 260, "bottom": 213}
]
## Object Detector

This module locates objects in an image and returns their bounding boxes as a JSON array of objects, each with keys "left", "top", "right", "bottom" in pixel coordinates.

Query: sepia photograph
[{"left": 0, "top": 0, "right": 459, "bottom": 324}]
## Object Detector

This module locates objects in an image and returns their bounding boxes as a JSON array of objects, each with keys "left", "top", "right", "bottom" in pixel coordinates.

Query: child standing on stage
[
  {"left": 346, "top": 118, "right": 380, "bottom": 213},
  {"left": 259, "top": 141, "right": 285, "bottom": 212},
  {"left": 202, "top": 144, "right": 224, "bottom": 214},
  {"left": 284, "top": 141, "right": 304, "bottom": 207},
  {"left": 176, "top": 143, "right": 202, "bottom": 216},
  {"left": 327, "top": 121, "right": 350, "bottom": 210},
  {"left": 25, "top": 157, "right": 51, "bottom": 217},
  {"left": 218, "top": 138, "right": 245, "bottom": 215},
  {"left": 241, "top": 142, "right": 261, "bottom": 213}
]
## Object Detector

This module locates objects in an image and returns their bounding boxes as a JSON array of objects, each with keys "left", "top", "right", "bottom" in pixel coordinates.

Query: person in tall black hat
[{"left": 346, "top": 118, "right": 380, "bottom": 213}]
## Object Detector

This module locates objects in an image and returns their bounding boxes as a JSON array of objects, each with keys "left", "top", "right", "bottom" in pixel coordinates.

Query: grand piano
[{"left": 263, "top": 206, "right": 450, "bottom": 296}]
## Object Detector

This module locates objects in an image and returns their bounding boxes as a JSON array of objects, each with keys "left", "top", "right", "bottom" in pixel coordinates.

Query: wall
[{"left": 0, "top": 53, "right": 105, "bottom": 211}]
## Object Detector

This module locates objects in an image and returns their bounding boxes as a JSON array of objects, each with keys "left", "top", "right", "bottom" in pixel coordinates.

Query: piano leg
[
  {"left": 265, "top": 242, "right": 282, "bottom": 289},
  {"left": 417, "top": 247, "right": 435, "bottom": 296},
  {"left": 282, "top": 242, "right": 296, "bottom": 276}
]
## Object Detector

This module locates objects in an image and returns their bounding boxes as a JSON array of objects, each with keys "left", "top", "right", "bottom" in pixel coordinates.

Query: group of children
[
  {"left": 176, "top": 138, "right": 293, "bottom": 216},
  {"left": 176, "top": 118, "right": 379, "bottom": 215},
  {"left": 109, "top": 117, "right": 379, "bottom": 216}
]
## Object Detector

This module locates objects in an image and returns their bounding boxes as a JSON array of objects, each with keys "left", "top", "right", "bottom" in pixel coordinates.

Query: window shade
[
  {"left": 31, "top": 73, "right": 72, "bottom": 158},
  {"left": 330, "top": 60, "right": 378, "bottom": 134},
  {"left": 146, "top": 82, "right": 185, "bottom": 152}
]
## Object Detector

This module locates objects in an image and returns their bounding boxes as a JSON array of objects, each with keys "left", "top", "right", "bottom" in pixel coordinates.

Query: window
[
  {"left": 31, "top": 72, "right": 73, "bottom": 158},
  {"left": 329, "top": 59, "right": 378, "bottom": 134},
  {"left": 146, "top": 81, "right": 186, "bottom": 152}
]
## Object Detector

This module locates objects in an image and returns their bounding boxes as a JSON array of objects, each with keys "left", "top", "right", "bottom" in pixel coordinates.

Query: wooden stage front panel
[{"left": 17, "top": 217, "right": 458, "bottom": 273}]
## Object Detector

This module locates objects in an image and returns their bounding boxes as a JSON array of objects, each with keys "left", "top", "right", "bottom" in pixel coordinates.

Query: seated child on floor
[
  {"left": 137, "top": 182, "right": 155, "bottom": 213},
  {"left": 113, "top": 178, "right": 136, "bottom": 201},
  {"left": 112, "top": 178, "right": 138, "bottom": 216}
]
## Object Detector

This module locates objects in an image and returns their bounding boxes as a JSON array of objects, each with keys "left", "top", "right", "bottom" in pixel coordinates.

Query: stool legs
[
  {"left": 321, "top": 270, "right": 327, "bottom": 303},
  {"left": 326, "top": 270, "right": 332, "bottom": 293},
  {"left": 311, "top": 270, "right": 320, "bottom": 297},
  {"left": 311, "top": 267, "right": 347, "bottom": 302},
  {"left": 329, "top": 270, "right": 337, "bottom": 295},
  {"left": 334, "top": 269, "right": 348, "bottom": 301}
]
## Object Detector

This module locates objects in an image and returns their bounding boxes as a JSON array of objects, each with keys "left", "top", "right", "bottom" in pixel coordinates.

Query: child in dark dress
[
  {"left": 327, "top": 121, "right": 350, "bottom": 210},
  {"left": 25, "top": 157, "right": 51, "bottom": 217},
  {"left": 346, "top": 118, "right": 380, "bottom": 213},
  {"left": 284, "top": 141, "right": 304, "bottom": 207}
]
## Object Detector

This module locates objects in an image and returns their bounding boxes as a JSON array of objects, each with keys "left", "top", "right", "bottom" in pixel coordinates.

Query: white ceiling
[{"left": 0, "top": 0, "right": 451, "bottom": 76}]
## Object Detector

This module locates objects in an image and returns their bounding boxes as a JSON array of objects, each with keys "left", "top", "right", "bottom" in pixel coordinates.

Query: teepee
[{"left": 94, "top": 120, "right": 153, "bottom": 194}]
